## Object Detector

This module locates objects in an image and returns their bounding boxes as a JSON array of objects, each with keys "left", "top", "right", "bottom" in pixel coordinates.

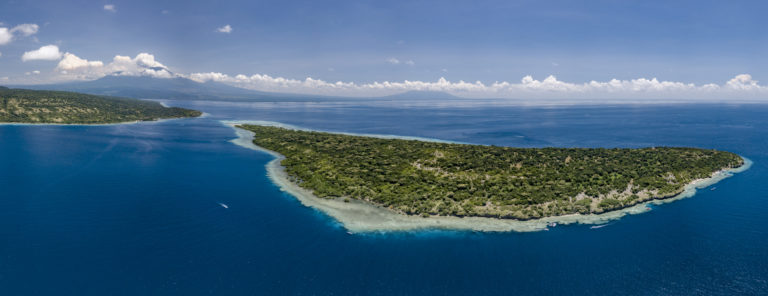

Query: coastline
[
  {"left": 225, "top": 120, "right": 753, "bottom": 233},
  {"left": 0, "top": 120, "right": 148, "bottom": 126},
  {"left": 223, "top": 120, "right": 460, "bottom": 143},
  {"left": 0, "top": 114, "right": 202, "bottom": 127}
]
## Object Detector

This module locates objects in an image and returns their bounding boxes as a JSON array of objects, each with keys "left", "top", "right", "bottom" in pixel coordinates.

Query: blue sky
[{"left": 1, "top": 0, "right": 767, "bottom": 99}]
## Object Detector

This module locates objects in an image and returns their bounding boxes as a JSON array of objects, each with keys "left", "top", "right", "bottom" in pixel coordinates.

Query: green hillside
[{"left": 0, "top": 88, "right": 201, "bottom": 124}]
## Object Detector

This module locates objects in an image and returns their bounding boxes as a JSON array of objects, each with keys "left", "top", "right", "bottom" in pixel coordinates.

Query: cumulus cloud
[
  {"left": 104, "top": 4, "right": 116, "bottom": 12},
  {"left": 107, "top": 53, "right": 173, "bottom": 78},
  {"left": 387, "top": 58, "right": 415, "bottom": 66},
  {"left": 1, "top": 23, "right": 40, "bottom": 46},
  {"left": 725, "top": 74, "right": 761, "bottom": 90},
  {"left": 53, "top": 52, "right": 173, "bottom": 79},
  {"left": 386, "top": 57, "right": 400, "bottom": 64},
  {"left": 216, "top": 25, "right": 232, "bottom": 33},
  {"left": 22, "top": 45, "right": 63, "bottom": 61},
  {"left": 0, "top": 28, "right": 13, "bottom": 45},
  {"left": 17, "top": 49, "right": 768, "bottom": 102},
  {"left": 10, "top": 24, "right": 39, "bottom": 36},
  {"left": 56, "top": 52, "right": 103, "bottom": 70},
  {"left": 185, "top": 71, "right": 768, "bottom": 100}
]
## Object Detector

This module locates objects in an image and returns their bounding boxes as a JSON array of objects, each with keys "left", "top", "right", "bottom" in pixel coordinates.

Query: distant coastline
[
  {"left": 0, "top": 114, "right": 200, "bottom": 126},
  {"left": 0, "top": 88, "right": 202, "bottom": 125},
  {"left": 0, "top": 117, "right": 172, "bottom": 126},
  {"left": 0, "top": 113, "right": 205, "bottom": 126},
  {"left": 225, "top": 120, "right": 752, "bottom": 233}
]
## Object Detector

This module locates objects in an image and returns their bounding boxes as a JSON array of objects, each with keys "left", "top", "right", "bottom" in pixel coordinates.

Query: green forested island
[
  {"left": 0, "top": 87, "right": 201, "bottom": 124},
  {"left": 241, "top": 125, "right": 744, "bottom": 220}
]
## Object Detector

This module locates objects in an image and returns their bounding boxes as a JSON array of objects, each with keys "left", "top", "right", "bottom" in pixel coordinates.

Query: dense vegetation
[
  {"left": 242, "top": 125, "right": 744, "bottom": 219},
  {"left": 0, "top": 88, "right": 201, "bottom": 124}
]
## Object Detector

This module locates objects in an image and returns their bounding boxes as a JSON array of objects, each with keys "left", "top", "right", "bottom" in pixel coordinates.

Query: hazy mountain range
[{"left": 6, "top": 76, "right": 463, "bottom": 102}]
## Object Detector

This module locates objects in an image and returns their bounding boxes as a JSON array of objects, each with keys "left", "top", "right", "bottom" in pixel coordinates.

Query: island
[
  {"left": 0, "top": 87, "right": 201, "bottom": 124},
  {"left": 238, "top": 124, "right": 745, "bottom": 222}
]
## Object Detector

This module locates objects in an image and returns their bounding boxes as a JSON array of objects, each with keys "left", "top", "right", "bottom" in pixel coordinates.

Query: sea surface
[{"left": 1, "top": 100, "right": 767, "bottom": 295}]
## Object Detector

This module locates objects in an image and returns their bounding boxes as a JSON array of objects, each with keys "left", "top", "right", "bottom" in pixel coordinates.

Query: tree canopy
[
  {"left": 0, "top": 88, "right": 201, "bottom": 124},
  {"left": 242, "top": 125, "right": 743, "bottom": 219}
]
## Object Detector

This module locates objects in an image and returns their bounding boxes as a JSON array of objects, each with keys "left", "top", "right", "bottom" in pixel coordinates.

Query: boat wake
[{"left": 590, "top": 223, "right": 612, "bottom": 229}]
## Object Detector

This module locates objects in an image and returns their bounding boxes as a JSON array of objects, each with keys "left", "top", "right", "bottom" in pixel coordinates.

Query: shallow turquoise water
[{"left": 1, "top": 101, "right": 766, "bottom": 295}]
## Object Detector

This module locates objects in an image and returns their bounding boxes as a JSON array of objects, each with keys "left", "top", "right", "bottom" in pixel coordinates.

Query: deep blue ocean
[{"left": 1, "top": 100, "right": 767, "bottom": 295}]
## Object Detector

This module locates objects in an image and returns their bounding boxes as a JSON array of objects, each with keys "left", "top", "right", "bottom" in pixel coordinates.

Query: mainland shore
[
  {"left": 0, "top": 120, "right": 148, "bottom": 126},
  {"left": 225, "top": 120, "right": 752, "bottom": 233},
  {"left": 0, "top": 112, "right": 207, "bottom": 127}
]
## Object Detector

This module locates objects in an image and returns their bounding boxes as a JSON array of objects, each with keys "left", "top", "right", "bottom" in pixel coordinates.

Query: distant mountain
[
  {"left": 7, "top": 76, "right": 468, "bottom": 102},
  {"left": 16, "top": 75, "right": 335, "bottom": 101}
]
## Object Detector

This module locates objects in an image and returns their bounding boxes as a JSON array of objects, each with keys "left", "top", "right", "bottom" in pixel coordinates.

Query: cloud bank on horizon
[
  {"left": 5, "top": 46, "right": 768, "bottom": 100},
  {"left": 186, "top": 71, "right": 765, "bottom": 100}
]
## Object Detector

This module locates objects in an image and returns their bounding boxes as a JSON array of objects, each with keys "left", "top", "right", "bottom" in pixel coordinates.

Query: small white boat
[
  {"left": 218, "top": 203, "right": 229, "bottom": 209},
  {"left": 710, "top": 187, "right": 717, "bottom": 191},
  {"left": 547, "top": 222, "right": 557, "bottom": 227}
]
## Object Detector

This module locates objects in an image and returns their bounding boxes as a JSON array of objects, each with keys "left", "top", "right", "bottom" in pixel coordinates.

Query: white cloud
[
  {"left": 10, "top": 24, "right": 39, "bottom": 36},
  {"left": 56, "top": 52, "right": 103, "bottom": 70},
  {"left": 14, "top": 49, "right": 768, "bottom": 102},
  {"left": 0, "top": 28, "right": 12, "bottom": 45},
  {"left": 1, "top": 23, "right": 41, "bottom": 47},
  {"left": 185, "top": 71, "right": 768, "bottom": 100},
  {"left": 104, "top": 4, "right": 116, "bottom": 12},
  {"left": 387, "top": 58, "right": 415, "bottom": 66},
  {"left": 53, "top": 52, "right": 173, "bottom": 79},
  {"left": 216, "top": 25, "right": 232, "bottom": 33},
  {"left": 22, "top": 45, "right": 63, "bottom": 61},
  {"left": 725, "top": 74, "right": 761, "bottom": 90},
  {"left": 108, "top": 53, "right": 173, "bottom": 78}
]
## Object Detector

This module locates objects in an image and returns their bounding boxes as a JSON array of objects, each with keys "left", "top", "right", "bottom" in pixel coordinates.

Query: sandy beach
[{"left": 225, "top": 120, "right": 753, "bottom": 233}]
